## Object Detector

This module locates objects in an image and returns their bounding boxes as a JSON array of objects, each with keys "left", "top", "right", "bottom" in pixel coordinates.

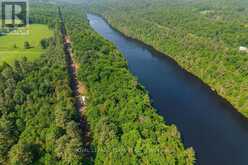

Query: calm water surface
[{"left": 87, "top": 14, "right": 248, "bottom": 165}]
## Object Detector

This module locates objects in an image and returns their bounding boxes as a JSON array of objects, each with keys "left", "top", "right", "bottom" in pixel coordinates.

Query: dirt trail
[{"left": 58, "top": 8, "right": 92, "bottom": 163}]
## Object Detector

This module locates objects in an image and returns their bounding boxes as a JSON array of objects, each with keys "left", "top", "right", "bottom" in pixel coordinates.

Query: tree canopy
[{"left": 85, "top": 0, "right": 248, "bottom": 116}]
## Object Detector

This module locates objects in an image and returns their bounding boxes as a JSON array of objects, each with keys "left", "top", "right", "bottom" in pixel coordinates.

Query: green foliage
[
  {"left": 86, "top": 0, "right": 248, "bottom": 116},
  {"left": 0, "top": 3, "right": 198, "bottom": 164},
  {"left": 40, "top": 38, "right": 50, "bottom": 49},
  {"left": 0, "top": 6, "right": 84, "bottom": 164},
  {"left": 24, "top": 41, "right": 31, "bottom": 49},
  {"left": 63, "top": 8, "right": 195, "bottom": 165},
  {"left": 29, "top": 4, "right": 58, "bottom": 28}
]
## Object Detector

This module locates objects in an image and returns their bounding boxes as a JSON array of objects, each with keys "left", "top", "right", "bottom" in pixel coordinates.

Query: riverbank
[
  {"left": 89, "top": 12, "right": 239, "bottom": 115},
  {"left": 86, "top": 7, "right": 248, "bottom": 117},
  {"left": 64, "top": 9, "right": 196, "bottom": 164},
  {"left": 88, "top": 13, "right": 248, "bottom": 165}
]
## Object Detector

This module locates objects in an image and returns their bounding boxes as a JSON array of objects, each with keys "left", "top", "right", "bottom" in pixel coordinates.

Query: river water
[{"left": 87, "top": 13, "right": 248, "bottom": 165}]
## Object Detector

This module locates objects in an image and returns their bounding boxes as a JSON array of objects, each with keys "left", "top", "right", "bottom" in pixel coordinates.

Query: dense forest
[
  {"left": 85, "top": 0, "right": 248, "bottom": 117},
  {"left": 0, "top": 2, "right": 195, "bottom": 164},
  {"left": 63, "top": 6, "right": 195, "bottom": 165},
  {"left": 0, "top": 5, "right": 84, "bottom": 164}
]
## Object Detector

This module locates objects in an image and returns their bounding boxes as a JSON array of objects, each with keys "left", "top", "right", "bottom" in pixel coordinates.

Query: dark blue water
[{"left": 87, "top": 13, "right": 248, "bottom": 165}]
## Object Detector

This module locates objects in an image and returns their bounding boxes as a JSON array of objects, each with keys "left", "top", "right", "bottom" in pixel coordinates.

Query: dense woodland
[
  {"left": 63, "top": 7, "right": 195, "bottom": 165},
  {"left": 0, "top": 5, "right": 84, "bottom": 164},
  {"left": 0, "top": 3, "right": 195, "bottom": 164},
  {"left": 86, "top": 0, "right": 248, "bottom": 117}
]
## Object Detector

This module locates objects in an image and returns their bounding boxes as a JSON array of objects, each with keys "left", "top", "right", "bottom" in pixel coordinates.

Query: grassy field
[{"left": 0, "top": 24, "right": 53, "bottom": 65}]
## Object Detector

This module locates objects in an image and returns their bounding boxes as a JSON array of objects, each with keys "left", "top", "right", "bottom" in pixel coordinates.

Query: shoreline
[{"left": 87, "top": 12, "right": 247, "bottom": 121}]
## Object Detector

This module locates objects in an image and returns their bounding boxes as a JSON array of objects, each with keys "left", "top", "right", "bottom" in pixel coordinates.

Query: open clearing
[{"left": 0, "top": 24, "right": 52, "bottom": 64}]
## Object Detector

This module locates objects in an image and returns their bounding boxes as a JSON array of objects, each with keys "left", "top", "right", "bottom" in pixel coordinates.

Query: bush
[{"left": 24, "top": 41, "right": 31, "bottom": 49}]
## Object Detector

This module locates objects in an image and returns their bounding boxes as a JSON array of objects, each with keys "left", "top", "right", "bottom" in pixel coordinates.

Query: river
[{"left": 87, "top": 13, "right": 248, "bottom": 165}]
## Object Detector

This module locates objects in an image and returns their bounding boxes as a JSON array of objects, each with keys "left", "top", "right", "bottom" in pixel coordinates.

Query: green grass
[{"left": 0, "top": 24, "right": 53, "bottom": 65}]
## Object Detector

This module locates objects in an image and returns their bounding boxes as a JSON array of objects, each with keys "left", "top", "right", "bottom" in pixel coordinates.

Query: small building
[{"left": 239, "top": 46, "right": 248, "bottom": 53}]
